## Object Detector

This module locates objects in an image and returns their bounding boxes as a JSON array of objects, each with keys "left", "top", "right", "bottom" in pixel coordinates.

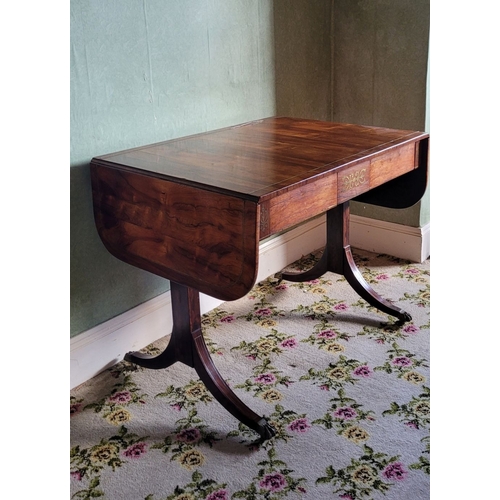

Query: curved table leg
[
  {"left": 125, "top": 281, "right": 276, "bottom": 442},
  {"left": 281, "top": 247, "right": 329, "bottom": 282},
  {"left": 342, "top": 245, "right": 411, "bottom": 325},
  {"left": 191, "top": 331, "right": 276, "bottom": 442},
  {"left": 282, "top": 202, "right": 411, "bottom": 325},
  {"left": 124, "top": 335, "right": 179, "bottom": 370}
]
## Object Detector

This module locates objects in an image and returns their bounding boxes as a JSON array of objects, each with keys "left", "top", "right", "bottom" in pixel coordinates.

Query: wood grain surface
[
  {"left": 91, "top": 166, "right": 259, "bottom": 301},
  {"left": 91, "top": 117, "right": 429, "bottom": 299}
]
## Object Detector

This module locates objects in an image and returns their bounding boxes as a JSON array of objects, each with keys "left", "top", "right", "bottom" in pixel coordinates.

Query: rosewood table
[{"left": 90, "top": 117, "right": 429, "bottom": 441}]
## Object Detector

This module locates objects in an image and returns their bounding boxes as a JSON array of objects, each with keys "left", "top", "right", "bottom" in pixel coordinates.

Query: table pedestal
[
  {"left": 282, "top": 202, "right": 411, "bottom": 325},
  {"left": 125, "top": 281, "right": 276, "bottom": 442}
]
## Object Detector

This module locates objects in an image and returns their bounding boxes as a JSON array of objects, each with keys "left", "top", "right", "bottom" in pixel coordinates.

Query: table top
[
  {"left": 91, "top": 117, "right": 428, "bottom": 301},
  {"left": 93, "top": 116, "right": 426, "bottom": 201}
]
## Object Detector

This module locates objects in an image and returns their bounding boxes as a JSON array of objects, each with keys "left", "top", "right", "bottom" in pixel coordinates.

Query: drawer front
[
  {"left": 338, "top": 143, "right": 416, "bottom": 203},
  {"left": 369, "top": 143, "right": 416, "bottom": 189},
  {"left": 260, "top": 174, "right": 337, "bottom": 239}
]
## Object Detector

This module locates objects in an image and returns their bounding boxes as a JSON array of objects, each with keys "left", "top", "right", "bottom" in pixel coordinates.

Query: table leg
[
  {"left": 281, "top": 202, "right": 411, "bottom": 325},
  {"left": 125, "top": 281, "right": 276, "bottom": 442}
]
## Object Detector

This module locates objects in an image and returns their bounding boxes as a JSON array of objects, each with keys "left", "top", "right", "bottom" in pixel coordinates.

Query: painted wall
[
  {"left": 331, "top": 0, "right": 430, "bottom": 226},
  {"left": 70, "top": 0, "right": 276, "bottom": 337},
  {"left": 274, "top": 0, "right": 332, "bottom": 121}
]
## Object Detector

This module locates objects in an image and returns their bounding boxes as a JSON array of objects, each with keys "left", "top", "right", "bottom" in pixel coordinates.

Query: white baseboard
[
  {"left": 350, "top": 215, "right": 430, "bottom": 263},
  {"left": 70, "top": 214, "right": 429, "bottom": 389}
]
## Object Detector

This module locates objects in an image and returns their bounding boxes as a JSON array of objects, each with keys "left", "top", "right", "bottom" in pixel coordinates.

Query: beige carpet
[{"left": 70, "top": 248, "right": 430, "bottom": 499}]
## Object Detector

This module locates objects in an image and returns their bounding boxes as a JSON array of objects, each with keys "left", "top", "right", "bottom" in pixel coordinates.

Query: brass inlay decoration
[{"left": 341, "top": 168, "right": 367, "bottom": 191}]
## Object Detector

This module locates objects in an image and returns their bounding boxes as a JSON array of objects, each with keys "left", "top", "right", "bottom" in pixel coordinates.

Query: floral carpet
[{"left": 70, "top": 249, "right": 430, "bottom": 499}]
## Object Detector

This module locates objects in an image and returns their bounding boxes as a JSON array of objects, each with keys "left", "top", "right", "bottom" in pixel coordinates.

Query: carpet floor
[{"left": 70, "top": 248, "right": 430, "bottom": 499}]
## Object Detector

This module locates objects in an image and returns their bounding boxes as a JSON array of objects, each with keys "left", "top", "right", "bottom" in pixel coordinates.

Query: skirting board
[
  {"left": 70, "top": 214, "right": 430, "bottom": 389},
  {"left": 350, "top": 214, "right": 430, "bottom": 264}
]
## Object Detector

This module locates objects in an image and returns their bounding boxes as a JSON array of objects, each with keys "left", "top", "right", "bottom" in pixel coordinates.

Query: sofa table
[{"left": 90, "top": 116, "right": 429, "bottom": 442}]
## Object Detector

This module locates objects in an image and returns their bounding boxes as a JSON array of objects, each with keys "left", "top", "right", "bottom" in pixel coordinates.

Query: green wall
[
  {"left": 331, "top": 0, "right": 430, "bottom": 226},
  {"left": 274, "top": 0, "right": 333, "bottom": 121},
  {"left": 70, "top": 0, "right": 276, "bottom": 337},
  {"left": 71, "top": 0, "right": 430, "bottom": 339}
]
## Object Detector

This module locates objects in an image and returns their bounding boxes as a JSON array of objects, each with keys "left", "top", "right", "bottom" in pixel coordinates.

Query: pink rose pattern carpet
[{"left": 71, "top": 249, "right": 430, "bottom": 499}]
